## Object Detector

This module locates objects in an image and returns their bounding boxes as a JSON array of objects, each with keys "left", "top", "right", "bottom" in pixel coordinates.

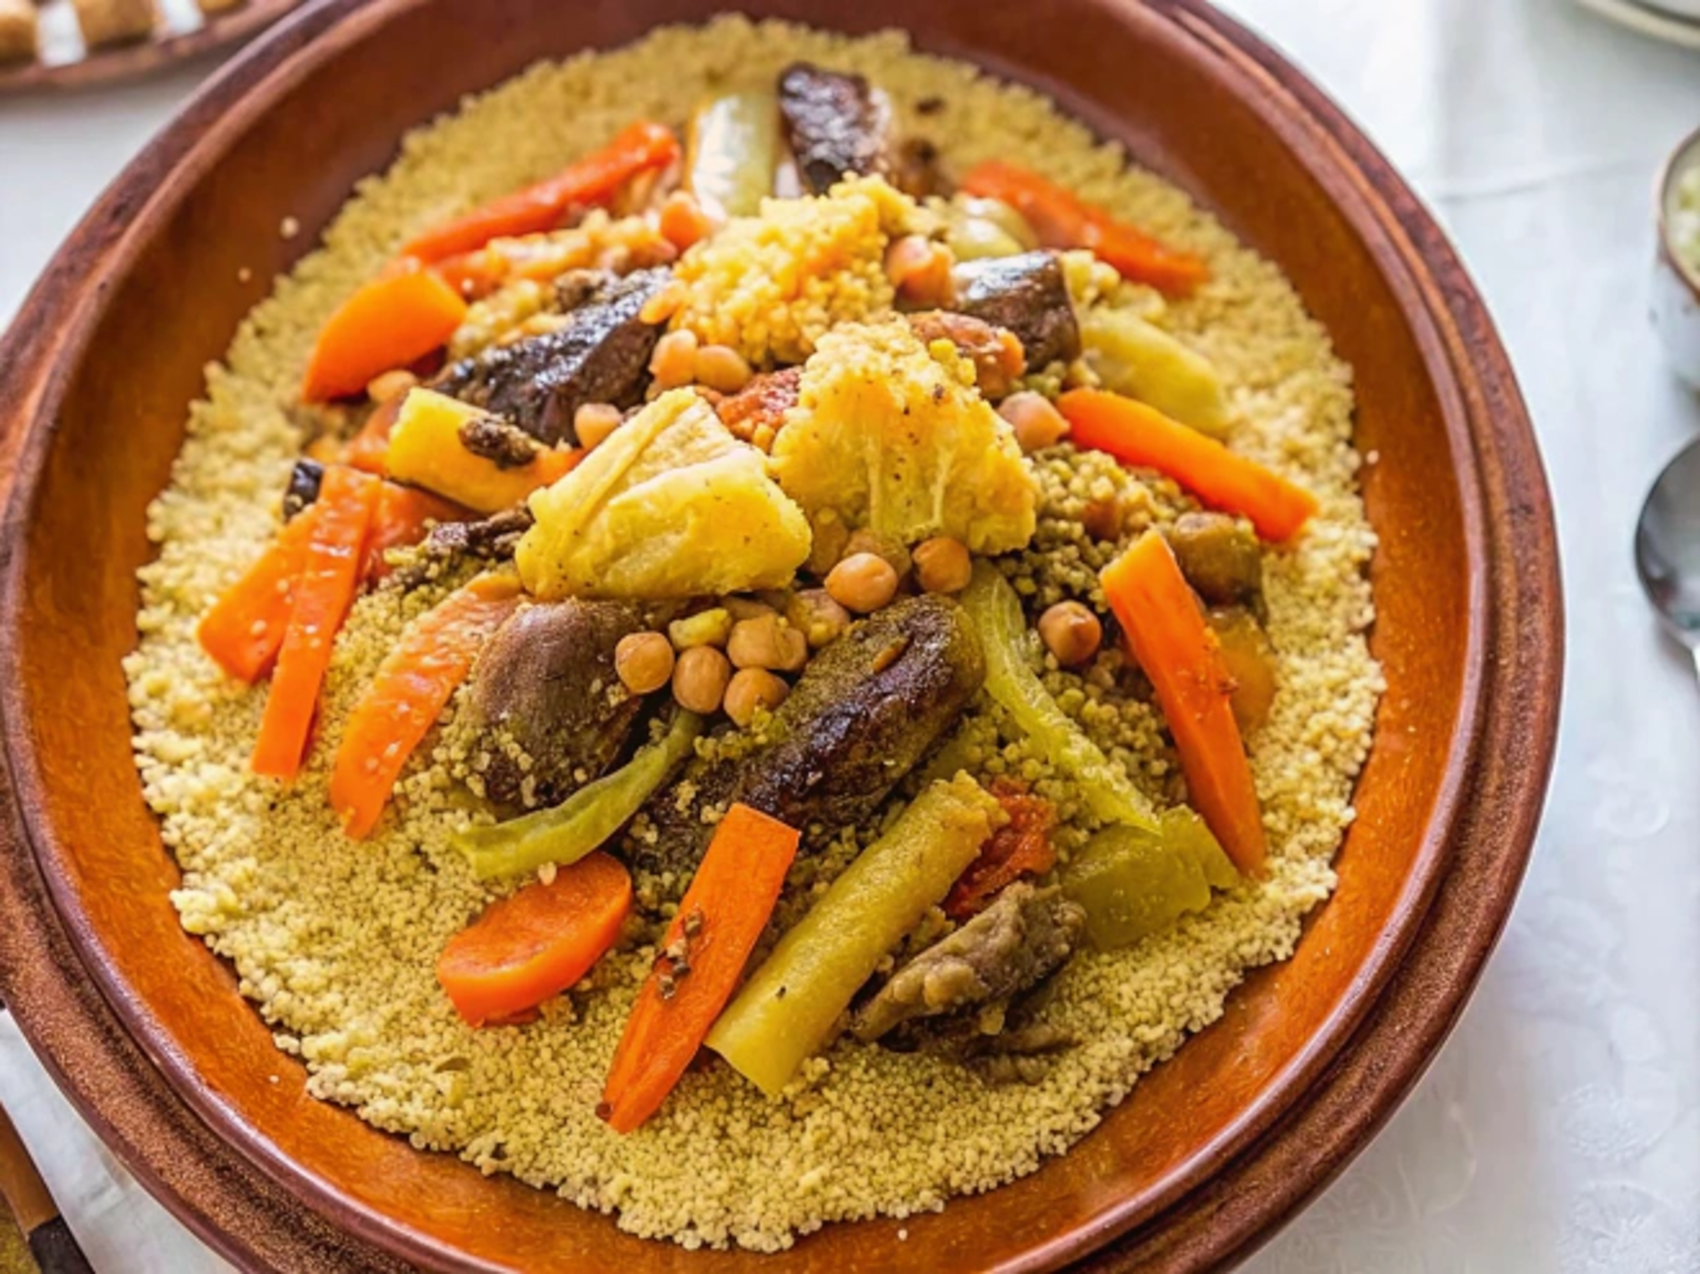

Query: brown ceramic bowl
[{"left": 0, "top": 0, "right": 1561, "bottom": 1270}]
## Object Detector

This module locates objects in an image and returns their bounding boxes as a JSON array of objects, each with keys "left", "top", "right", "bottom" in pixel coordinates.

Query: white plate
[{"left": 1577, "top": 0, "right": 1700, "bottom": 47}]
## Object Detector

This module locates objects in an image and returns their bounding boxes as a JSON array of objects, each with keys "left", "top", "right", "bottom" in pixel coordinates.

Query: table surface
[{"left": 1, "top": 2, "right": 1697, "bottom": 1270}]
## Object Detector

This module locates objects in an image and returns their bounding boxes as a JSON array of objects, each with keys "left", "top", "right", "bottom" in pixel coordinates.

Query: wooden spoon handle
[{"left": 0, "top": 1106, "right": 92, "bottom": 1274}]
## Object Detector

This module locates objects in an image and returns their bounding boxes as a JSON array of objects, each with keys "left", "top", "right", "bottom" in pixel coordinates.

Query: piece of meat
[
  {"left": 454, "top": 599, "right": 659, "bottom": 807},
  {"left": 713, "top": 367, "right": 801, "bottom": 443},
  {"left": 633, "top": 594, "right": 985, "bottom": 887},
  {"left": 952, "top": 251, "right": 1080, "bottom": 370},
  {"left": 851, "top": 883, "right": 1085, "bottom": 1042},
  {"left": 432, "top": 267, "right": 670, "bottom": 446},
  {"left": 1166, "top": 510, "right": 1263, "bottom": 609},
  {"left": 778, "top": 62, "right": 893, "bottom": 195},
  {"left": 906, "top": 311, "right": 1026, "bottom": 400},
  {"left": 419, "top": 505, "right": 534, "bottom": 566}
]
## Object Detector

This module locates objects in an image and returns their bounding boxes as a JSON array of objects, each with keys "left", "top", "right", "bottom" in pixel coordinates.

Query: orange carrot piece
[
  {"left": 402, "top": 120, "right": 681, "bottom": 264},
  {"left": 958, "top": 160, "right": 1209, "bottom": 297},
  {"left": 1101, "top": 532, "right": 1267, "bottom": 875},
  {"left": 343, "top": 396, "right": 405, "bottom": 474},
  {"left": 1057, "top": 389, "right": 1318, "bottom": 541},
  {"left": 329, "top": 573, "right": 520, "bottom": 837},
  {"left": 600, "top": 804, "right": 800, "bottom": 1133},
  {"left": 362, "top": 482, "right": 471, "bottom": 582},
  {"left": 251, "top": 467, "right": 380, "bottom": 779},
  {"left": 301, "top": 265, "right": 469, "bottom": 402},
  {"left": 943, "top": 782, "right": 1056, "bottom": 920},
  {"left": 196, "top": 511, "right": 318, "bottom": 683},
  {"left": 436, "top": 852, "right": 632, "bottom": 1026}
]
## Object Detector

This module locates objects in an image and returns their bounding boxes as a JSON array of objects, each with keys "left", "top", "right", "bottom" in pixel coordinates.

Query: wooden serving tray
[{"left": 0, "top": 0, "right": 301, "bottom": 95}]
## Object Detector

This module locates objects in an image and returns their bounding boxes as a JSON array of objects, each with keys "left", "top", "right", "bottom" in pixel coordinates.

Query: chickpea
[
  {"left": 785, "top": 589, "right": 851, "bottom": 648},
  {"left": 614, "top": 632, "right": 675, "bottom": 695},
  {"left": 998, "top": 391, "right": 1070, "bottom": 453},
  {"left": 1037, "top": 600, "right": 1103, "bottom": 668},
  {"left": 826, "top": 552, "right": 899, "bottom": 614},
  {"left": 723, "top": 668, "right": 790, "bottom": 727},
  {"left": 672, "top": 645, "right": 731, "bottom": 714},
  {"left": 692, "top": 344, "right": 755, "bottom": 394},
  {"left": 366, "top": 369, "right": 418, "bottom": 404},
  {"left": 649, "top": 328, "right": 699, "bottom": 388},
  {"left": 1080, "top": 495, "right": 1123, "bottom": 542},
  {"left": 574, "top": 402, "right": 624, "bottom": 450},
  {"left": 728, "top": 613, "right": 809, "bottom": 672},
  {"left": 912, "top": 536, "right": 972, "bottom": 594},
  {"left": 885, "top": 234, "right": 956, "bottom": 308}
]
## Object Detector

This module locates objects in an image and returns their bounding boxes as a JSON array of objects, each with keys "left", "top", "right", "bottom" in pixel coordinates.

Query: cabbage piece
[
  {"left": 770, "top": 317, "right": 1037, "bottom": 554},
  {"left": 452, "top": 711, "right": 703, "bottom": 880},
  {"left": 959, "top": 561, "right": 1159, "bottom": 831},
  {"left": 516, "top": 389, "right": 811, "bottom": 599},
  {"left": 1080, "top": 306, "right": 1231, "bottom": 436}
]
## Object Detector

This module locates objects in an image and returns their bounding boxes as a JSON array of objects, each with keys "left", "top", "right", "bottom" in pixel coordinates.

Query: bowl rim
[
  {"left": 0, "top": 0, "right": 1563, "bottom": 1270},
  {"left": 1655, "top": 121, "right": 1700, "bottom": 296}
]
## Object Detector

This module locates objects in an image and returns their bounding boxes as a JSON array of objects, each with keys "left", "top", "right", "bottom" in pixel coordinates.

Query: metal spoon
[{"left": 1635, "top": 436, "right": 1700, "bottom": 679}]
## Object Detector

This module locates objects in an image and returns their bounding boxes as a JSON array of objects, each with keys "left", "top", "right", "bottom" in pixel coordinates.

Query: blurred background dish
[
  {"left": 1653, "top": 125, "right": 1700, "bottom": 385},
  {"left": 0, "top": 0, "right": 300, "bottom": 94},
  {"left": 1576, "top": 0, "right": 1700, "bottom": 46}
]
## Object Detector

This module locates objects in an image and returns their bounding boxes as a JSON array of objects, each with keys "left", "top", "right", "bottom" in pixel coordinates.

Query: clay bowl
[{"left": 0, "top": 0, "right": 1561, "bottom": 1269}]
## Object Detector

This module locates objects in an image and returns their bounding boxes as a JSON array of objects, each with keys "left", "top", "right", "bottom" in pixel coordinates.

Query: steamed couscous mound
[
  {"left": 668, "top": 173, "right": 918, "bottom": 365},
  {"left": 125, "top": 15, "right": 1381, "bottom": 1253}
]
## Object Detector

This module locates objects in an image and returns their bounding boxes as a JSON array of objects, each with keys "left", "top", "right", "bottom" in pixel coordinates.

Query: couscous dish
[{"left": 125, "top": 16, "right": 1382, "bottom": 1252}]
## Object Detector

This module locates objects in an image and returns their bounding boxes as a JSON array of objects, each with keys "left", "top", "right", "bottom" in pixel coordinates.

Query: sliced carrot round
[{"left": 436, "top": 852, "right": 632, "bottom": 1027}]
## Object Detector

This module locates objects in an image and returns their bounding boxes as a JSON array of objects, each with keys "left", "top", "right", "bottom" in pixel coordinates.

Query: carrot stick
[
  {"left": 1101, "top": 532, "right": 1266, "bottom": 875},
  {"left": 958, "top": 160, "right": 1209, "bottom": 297},
  {"left": 196, "top": 510, "right": 318, "bottom": 683},
  {"left": 329, "top": 573, "right": 520, "bottom": 837},
  {"left": 600, "top": 804, "right": 800, "bottom": 1133},
  {"left": 1057, "top": 389, "right": 1318, "bottom": 541},
  {"left": 436, "top": 852, "right": 632, "bottom": 1026},
  {"left": 301, "top": 265, "right": 469, "bottom": 402},
  {"left": 402, "top": 120, "right": 681, "bottom": 264},
  {"left": 341, "top": 396, "right": 405, "bottom": 474},
  {"left": 362, "top": 482, "right": 471, "bottom": 582},
  {"left": 252, "top": 466, "right": 380, "bottom": 779}
]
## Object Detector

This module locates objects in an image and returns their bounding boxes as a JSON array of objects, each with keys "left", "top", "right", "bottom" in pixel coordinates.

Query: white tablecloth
[{"left": 2, "top": 2, "right": 1697, "bottom": 1269}]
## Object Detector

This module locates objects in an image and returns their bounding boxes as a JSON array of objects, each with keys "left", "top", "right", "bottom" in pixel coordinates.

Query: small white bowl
[{"left": 1654, "top": 125, "right": 1700, "bottom": 387}]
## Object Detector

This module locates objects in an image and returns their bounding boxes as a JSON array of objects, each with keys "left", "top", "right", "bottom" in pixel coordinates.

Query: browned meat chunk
[
  {"left": 714, "top": 366, "right": 801, "bottom": 444},
  {"left": 907, "top": 311, "right": 1026, "bottom": 400},
  {"left": 1167, "top": 511, "right": 1263, "bottom": 609},
  {"left": 778, "top": 63, "right": 892, "bottom": 194},
  {"left": 420, "top": 505, "right": 533, "bottom": 566},
  {"left": 634, "top": 594, "right": 985, "bottom": 888},
  {"left": 952, "top": 251, "right": 1080, "bottom": 370},
  {"left": 454, "top": 599, "right": 661, "bottom": 807},
  {"left": 432, "top": 267, "right": 670, "bottom": 446},
  {"left": 852, "top": 883, "right": 1085, "bottom": 1042}
]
